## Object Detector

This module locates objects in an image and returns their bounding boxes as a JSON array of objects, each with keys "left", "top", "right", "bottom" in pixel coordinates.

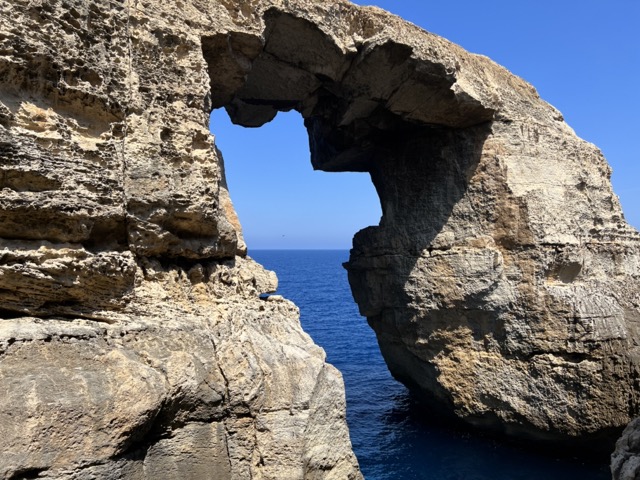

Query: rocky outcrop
[
  {"left": 211, "top": 0, "right": 640, "bottom": 454},
  {"left": 338, "top": 27, "right": 640, "bottom": 455},
  {"left": 612, "top": 419, "right": 640, "bottom": 479},
  {"left": 0, "top": 261, "right": 362, "bottom": 479},
  {"left": 329, "top": 10, "right": 640, "bottom": 457},
  {"left": 0, "top": 1, "right": 363, "bottom": 478},
  {"left": 1, "top": 0, "right": 638, "bottom": 477}
]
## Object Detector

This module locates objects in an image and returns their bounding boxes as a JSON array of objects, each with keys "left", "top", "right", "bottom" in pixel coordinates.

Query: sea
[{"left": 250, "top": 250, "right": 611, "bottom": 480}]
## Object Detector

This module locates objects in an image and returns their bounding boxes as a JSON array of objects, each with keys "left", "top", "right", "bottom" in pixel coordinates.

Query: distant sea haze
[{"left": 251, "top": 250, "right": 610, "bottom": 480}]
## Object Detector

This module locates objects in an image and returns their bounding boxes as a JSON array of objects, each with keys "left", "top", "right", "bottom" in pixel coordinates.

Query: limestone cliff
[
  {"left": 0, "top": 0, "right": 363, "bottom": 478},
  {"left": 1, "top": 0, "right": 639, "bottom": 477}
]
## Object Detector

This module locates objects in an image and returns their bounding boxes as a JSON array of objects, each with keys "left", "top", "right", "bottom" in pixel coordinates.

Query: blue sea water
[{"left": 250, "top": 250, "right": 611, "bottom": 480}]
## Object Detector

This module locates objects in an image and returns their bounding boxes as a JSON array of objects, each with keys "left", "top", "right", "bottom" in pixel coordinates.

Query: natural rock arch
[
  {"left": 0, "top": 0, "right": 639, "bottom": 477},
  {"left": 204, "top": 4, "right": 640, "bottom": 454}
]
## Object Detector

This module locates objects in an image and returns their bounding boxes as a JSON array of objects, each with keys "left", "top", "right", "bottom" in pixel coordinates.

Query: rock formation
[
  {"left": 205, "top": 0, "right": 640, "bottom": 455},
  {"left": 0, "top": 0, "right": 365, "bottom": 478},
  {"left": 1, "top": 0, "right": 638, "bottom": 477},
  {"left": 612, "top": 418, "right": 640, "bottom": 479}
]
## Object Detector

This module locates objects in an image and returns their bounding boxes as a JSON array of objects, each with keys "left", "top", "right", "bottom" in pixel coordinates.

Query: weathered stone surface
[
  {"left": 612, "top": 418, "right": 640, "bottom": 480},
  {"left": 1, "top": 0, "right": 638, "bottom": 477},
  {"left": 0, "top": 257, "right": 361, "bottom": 479},
  {"left": 0, "top": 0, "right": 364, "bottom": 478},
  {"left": 346, "top": 121, "right": 640, "bottom": 452}
]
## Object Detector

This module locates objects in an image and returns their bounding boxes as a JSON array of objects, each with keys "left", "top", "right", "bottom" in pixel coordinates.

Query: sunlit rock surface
[
  {"left": 0, "top": 1, "right": 365, "bottom": 478},
  {"left": 1, "top": 0, "right": 639, "bottom": 477}
]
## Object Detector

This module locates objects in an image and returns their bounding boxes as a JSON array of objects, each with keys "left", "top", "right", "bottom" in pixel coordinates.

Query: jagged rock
[
  {"left": 613, "top": 418, "right": 640, "bottom": 480},
  {"left": 1, "top": 0, "right": 638, "bottom": 477},
  {"left": 0, "top": 255, "right": 361, "bottom": 479}
]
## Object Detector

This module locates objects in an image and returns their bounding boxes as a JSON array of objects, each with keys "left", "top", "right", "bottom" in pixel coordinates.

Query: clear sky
[{"left": 210, "top": 0, "right": 639, "bottom": 250}]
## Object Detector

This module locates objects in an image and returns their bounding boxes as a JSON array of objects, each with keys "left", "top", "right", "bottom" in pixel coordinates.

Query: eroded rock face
[
  {"left": 0, "top": 0, "right": 364, "bottom": 478},
  {"left": 0, "top": 259, "right": 361, "bottom": 479},
  {"left": 202, "top": 0, "right": 640, "bottom": 454},
  {"left": 1, "top": 0, "right": 638, "bottom": 477}
]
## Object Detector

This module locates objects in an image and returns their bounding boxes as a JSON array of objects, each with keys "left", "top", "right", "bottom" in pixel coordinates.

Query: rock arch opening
[
  {"left": 202, "top": 7, "right": 496, "bottom": 260},
  {"left": 209, "top": 108, "right": 380, "bottom": 250}
]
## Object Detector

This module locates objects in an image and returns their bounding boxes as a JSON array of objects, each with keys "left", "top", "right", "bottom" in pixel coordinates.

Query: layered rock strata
[
  {"left": 0, "top": 0, "right": 364, "bottom": 478},
  {"left": 1, "top": 0, "right": 638, "bottom": 477}
]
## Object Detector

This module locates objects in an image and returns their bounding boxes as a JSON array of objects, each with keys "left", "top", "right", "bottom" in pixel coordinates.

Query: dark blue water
[{"left": 251, "top": 250, "right": 610, "bottom": 480}]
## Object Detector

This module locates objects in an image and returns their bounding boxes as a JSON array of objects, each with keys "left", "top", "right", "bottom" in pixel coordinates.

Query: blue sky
[{"left": 211, "top": 1, "right": 639, "bottom": 250}]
